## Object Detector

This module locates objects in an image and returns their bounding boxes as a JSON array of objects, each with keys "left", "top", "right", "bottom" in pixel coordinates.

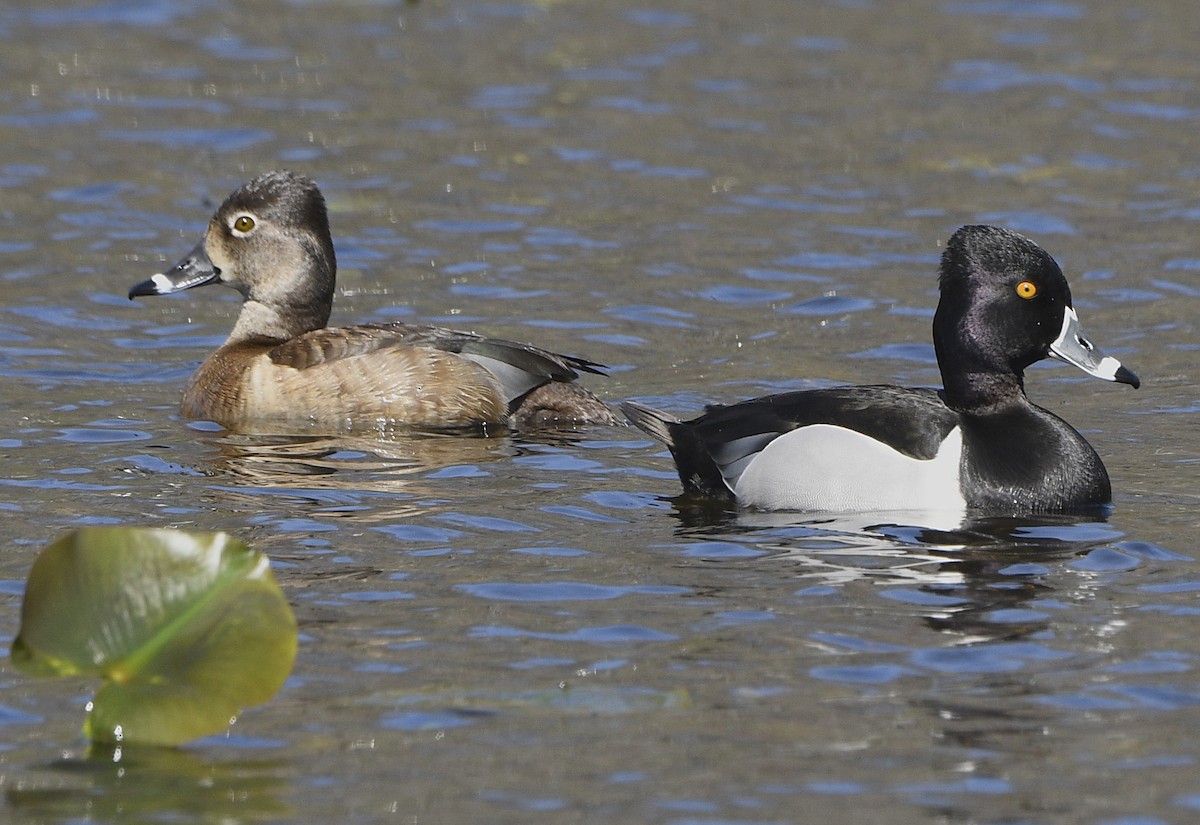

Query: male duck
[
  {"left": 622, "top": 225, "right": 1139, "bottom": 516},
  {"left": 129, "top": 171, "right": 617, "bottom": 434}
]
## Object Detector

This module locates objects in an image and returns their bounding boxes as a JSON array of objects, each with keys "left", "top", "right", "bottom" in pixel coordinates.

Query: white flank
[{"left": 733, "top": 424, "right": 967, "bottom": 515}]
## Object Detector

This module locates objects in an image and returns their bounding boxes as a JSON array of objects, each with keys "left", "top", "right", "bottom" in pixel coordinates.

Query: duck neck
[
  {"left": 226, "top": 248, "right": 335, "bottom": 345},
  {"left": 933, "top": 309, "right": 1033, "bottom": 415},
  {"left": 225, "top": 297, "right": 331, "bottom": 345},
  {"left": 940, "top": 367, "right": 1029, "bottom": 416}
]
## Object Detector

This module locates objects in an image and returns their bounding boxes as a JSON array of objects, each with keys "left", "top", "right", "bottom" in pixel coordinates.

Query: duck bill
[
  {"left": 1049, "top": 306, "right": 1140, "bottom": 389},
  {"left": 128, "top": 243, "right": 220, "bottom": 299}
]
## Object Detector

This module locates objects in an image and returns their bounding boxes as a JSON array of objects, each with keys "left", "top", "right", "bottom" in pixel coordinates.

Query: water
[{"left": 2, "top": 0, "right": 1199, "bottom": 822}]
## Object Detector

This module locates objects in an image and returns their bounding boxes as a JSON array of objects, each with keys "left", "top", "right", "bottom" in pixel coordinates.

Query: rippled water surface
[{"left": 2, "top": 1, "right": 1200, "bottom": 823}]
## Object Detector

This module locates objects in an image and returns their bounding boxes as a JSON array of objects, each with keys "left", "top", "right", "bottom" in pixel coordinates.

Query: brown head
[{"left": 130, "top": 171, "right": 337, "bottom": 344}]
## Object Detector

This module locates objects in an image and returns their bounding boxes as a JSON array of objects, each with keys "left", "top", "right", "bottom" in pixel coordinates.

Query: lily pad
[{"left": 11, "top": 527, "right": 297, "bottom": 747}]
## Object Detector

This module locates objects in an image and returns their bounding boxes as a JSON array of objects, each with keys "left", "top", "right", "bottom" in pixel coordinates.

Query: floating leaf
[{"left": 11, "top": 527, "right": 297, "bottom": 747}]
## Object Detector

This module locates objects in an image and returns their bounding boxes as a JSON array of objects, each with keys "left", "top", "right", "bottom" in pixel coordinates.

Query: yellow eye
[
  {"left": 232, "top": 215, "right": 256, "bottom": 234},
  {"left": 1015, "top": 280, "right": 1037, "bottom": 299}
]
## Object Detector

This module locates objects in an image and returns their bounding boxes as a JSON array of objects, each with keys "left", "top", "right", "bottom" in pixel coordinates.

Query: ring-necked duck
[
  {"left": 621, "top": 225, "right": 1139, "bottom": 516},
  {"left": 129, "top": 171, "right": 617, "bottom": 434}
]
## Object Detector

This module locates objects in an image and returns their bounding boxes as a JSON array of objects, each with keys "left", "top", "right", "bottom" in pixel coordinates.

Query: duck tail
[
  {"left": 619, "top": 400, "right": 680, "bottom": 445},
  {"left": 621, "top": 400, "right": 734, "bottom": 500}
]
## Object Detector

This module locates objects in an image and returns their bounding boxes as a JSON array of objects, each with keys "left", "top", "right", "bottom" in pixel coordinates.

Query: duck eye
[
  {"left": 232, "top": 215, "right": 256, "bottom": 234},
  {"left": 1015, "top": 280, "right": 1037, "bottom": 299}
]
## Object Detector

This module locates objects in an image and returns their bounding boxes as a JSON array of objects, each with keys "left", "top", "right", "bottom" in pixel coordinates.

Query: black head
[{"left": 933, "top": 225, "right": 1137, "bottom": 411}]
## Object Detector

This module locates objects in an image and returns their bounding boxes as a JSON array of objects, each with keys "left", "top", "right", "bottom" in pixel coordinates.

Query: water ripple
[
  {"left": 975, "top": 211, "right": 1076, "bottom": 235},
  {"left": 469, "top": 84, "right": 549, "bottom": 110},
  {"left": 55, "top": 428, "right": 152, "bottom": 444},
  {"left": 593, "top": 97, "right": 673, "bottom": 116},
  {"left": 731, "top": 195, "right": 861, "bottom": 215},
  {"left": 625, "top": 9, "right": 694, "bottom": 27},
  {"left": 942, "top": 60, "right": 1101, "bottom": 94},
  {"left": 1067, "top": 546, "right": 1141, "bottom": 572},
  {"left": 382, "top": 710, "right": 480, "bottom": 731},
  {"left": 810, "top": 664, "right": 916, "bottom": 684},
  {"left": 688, "top": 285, "right": 792, "bottom": 304},
  {"left": 457, "top": 582, "right": 688, "bottom": 602},
  {"left": 781, "top": 293, "right": 874, "bottom": 316},
  {"left": 374, "top": 524, "right": 466, "bottom": 543},
  {"left": 911, "top": 642, "right": 1072, "bottom": 674},
  {"left": 1104, "top": 101, "right": 1200, "bottom": 122},
  {"left": 540, "top": 506, "right": 626, "bottom": 524},
  {"left": 774, "top": 251, "right": 877, "bottom": 270},
  {"left": 434, "top": 513, "right": 539, "bottom": 533},
  {"left": 471, "top": 625, "right": 677, "bottom": 643},
  {"left": 200, "top": 34, "right": 291, "bottom": 61},
  {"left": 102, "top": 127, "right": 273, "bottom": 152},
  {"left": 26, "top": 0, "right": 193, "bottom": 26},
  {"left": 943, "top": 1, "right": 1084, "bottom": 19},
  {"left": 0, "top": 704, "right": 42, "bottom": 727},
  {"left": 414, "top": 219, "right": 525, "bottom": 234},
  {"left": 604, "top": 305, "right": 695, "bottom": 328}
]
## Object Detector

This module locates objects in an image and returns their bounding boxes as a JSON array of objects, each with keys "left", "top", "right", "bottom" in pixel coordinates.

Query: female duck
[
  {"left": 130, "top": 171, "right": 617, "bottom": 434},
  {"left": 622, "top": 225, "right": 1139, "bottom": 515}
]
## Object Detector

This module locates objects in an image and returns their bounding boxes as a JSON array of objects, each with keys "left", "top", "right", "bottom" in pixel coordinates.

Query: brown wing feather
[
  {"left": 268, "top": 323, "right": 607, "bottom": 379},
  {"left": 266, "top": 326, "right": 406, "bottom": 370}
]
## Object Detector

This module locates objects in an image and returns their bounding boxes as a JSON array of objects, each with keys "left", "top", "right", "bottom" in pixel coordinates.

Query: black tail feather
[{"left": 620, "top": 401, "right": 733, "bottom": 499}]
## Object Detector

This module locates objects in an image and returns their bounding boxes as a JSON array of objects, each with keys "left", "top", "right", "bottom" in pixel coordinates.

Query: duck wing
[{"left": 268, "top": 323, "right": 608, "bottom": 406}]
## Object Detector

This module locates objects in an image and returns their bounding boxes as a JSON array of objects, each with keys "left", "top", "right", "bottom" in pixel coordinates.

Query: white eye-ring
[{"left": 231, "top": 214, "right": 257, "bottom": 236}]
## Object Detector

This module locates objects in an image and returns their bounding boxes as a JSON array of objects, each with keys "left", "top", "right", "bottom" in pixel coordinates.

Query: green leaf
[{"left": 11, "top": 527, "right": 297, "bottom": 747}]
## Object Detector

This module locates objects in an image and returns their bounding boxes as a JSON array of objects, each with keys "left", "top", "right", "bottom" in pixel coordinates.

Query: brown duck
[{"left": 129, "top": 171, "right": 617, "bottom": 434}]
